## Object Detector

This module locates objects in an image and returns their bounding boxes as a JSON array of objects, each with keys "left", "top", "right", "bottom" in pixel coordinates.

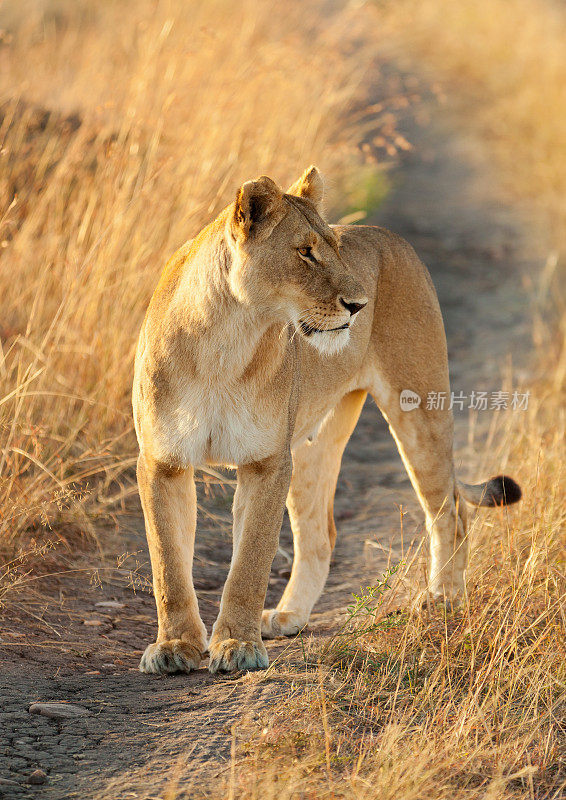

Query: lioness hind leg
[
  {"left": 137, "top": 455, "right": 207, "bottom": 674},
  {"left": 372, "top": 390, "right": 468, "bottom": 601},
  {"left": 262, "top": 390, "right": 367, "bottom": 639}
]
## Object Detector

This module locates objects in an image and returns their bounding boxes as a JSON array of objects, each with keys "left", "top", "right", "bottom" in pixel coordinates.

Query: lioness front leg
[
  {"left": 209, "top": 453, "right": 292, "bottom": 673},
  {"left": 137, "top": 455, "right": 207, "bottom": 674}
]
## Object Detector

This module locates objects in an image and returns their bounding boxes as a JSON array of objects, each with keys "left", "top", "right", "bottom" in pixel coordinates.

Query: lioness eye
[{"left": 298, "top": 246, "right": 313, "bottom": 258}]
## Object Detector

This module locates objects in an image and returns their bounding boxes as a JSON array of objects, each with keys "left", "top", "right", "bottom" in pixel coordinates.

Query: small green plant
[{"left": 321, "top": 562, "right": 406, "bottom": 670}]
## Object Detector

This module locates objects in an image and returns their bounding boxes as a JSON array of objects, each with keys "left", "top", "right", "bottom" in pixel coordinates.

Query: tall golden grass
[
  {"left": 382, "top": 0, "right": 566, "bottom": 241},
  {"left": 0, "top": 0, "right": 385, "bottom": 548}
]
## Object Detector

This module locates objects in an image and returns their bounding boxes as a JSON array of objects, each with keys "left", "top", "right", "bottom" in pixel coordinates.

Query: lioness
[{"left": 133, "top": 166, "right": 521, "bottom": 675}]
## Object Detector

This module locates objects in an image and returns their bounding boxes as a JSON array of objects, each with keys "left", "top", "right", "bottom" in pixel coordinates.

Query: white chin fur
[{"left": 304, "top": 327, "right": 350, "bottom": 356}]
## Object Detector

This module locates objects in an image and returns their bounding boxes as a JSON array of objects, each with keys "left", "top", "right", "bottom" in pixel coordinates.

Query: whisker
[{"left": 279, "top": 321, "right": 293, "bottom": 342}]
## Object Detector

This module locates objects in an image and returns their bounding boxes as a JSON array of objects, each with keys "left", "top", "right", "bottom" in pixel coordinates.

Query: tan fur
[{"left": 133, "top": 165, "right": 507, "bottom": 674}]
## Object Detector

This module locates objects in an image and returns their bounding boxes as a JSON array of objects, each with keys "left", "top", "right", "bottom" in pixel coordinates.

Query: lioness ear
[
  {"left": 232, "top": 176, "right": 283, "bottom": 240},
  {"left": 286, "top": 165, "right": 324, "bottom": 213}
]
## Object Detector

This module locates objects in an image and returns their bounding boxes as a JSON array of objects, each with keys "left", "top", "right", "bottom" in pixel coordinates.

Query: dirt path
[{"left": 0, "top": 78, "right": 537, "bottom": 799}]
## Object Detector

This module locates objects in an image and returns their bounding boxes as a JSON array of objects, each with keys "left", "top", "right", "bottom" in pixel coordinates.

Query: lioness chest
[{"left": 145, "top": 377, "right": 287, "bottom": 468}]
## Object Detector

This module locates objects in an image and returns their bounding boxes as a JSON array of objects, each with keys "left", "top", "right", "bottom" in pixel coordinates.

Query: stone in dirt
[
  {"left": 95, "top": 601, "right": 125, "bottom": 609},
  {"left": 27, "top": 769, "right": 47, "bottom": 785},
  {"left": 28, "top": 702, "right": 90, "bottom": 720}
]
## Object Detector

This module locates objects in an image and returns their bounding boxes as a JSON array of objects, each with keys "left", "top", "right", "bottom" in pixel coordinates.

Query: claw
[
  {"left": 139, "top": 640, "right": 203, "bottom": 674},
  {"left": 208, "top": 637, "right": 269, "bottom": 673}
]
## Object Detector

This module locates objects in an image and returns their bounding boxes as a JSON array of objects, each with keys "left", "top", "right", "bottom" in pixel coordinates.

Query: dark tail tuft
[
  {"left": 457, "top": 475, "right": 522, "bottom": 507},
  {"left": 483, "top": 475, "right": 522, "bottom": 506}
]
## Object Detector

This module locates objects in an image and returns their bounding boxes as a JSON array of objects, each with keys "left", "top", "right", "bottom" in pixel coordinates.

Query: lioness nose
[{"left": 339, "top": 297, "right": 367, "bottom": 316}]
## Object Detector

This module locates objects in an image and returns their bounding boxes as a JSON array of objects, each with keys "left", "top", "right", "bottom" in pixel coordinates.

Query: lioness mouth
[{"left": 300, "top": 321, "right": 350, "bottom": 336}]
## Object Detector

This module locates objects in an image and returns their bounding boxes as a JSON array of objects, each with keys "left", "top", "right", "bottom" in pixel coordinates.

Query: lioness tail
[{"left": 457, "top": 475, "right": 522, "bottom": 507}]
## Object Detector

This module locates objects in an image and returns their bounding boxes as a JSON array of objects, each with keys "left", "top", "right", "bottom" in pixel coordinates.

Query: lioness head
[{"left": 226, "top": 166, "right": 368, "bottom": 356}]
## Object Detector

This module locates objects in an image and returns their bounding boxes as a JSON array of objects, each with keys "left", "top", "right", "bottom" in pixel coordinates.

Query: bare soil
[{"left": 0, "top": 68, "right": 538, "bottom": 799}]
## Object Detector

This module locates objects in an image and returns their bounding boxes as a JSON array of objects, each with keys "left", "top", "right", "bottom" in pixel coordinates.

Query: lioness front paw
[
  {"left": 208, "top": 637, "right": 269, "bottom": 673},
  {"left": 261, "top": 609, "right": 306, "bottom": 639},
  {"left": 139, "top": 640, "right": 203, "bottom": 674}
]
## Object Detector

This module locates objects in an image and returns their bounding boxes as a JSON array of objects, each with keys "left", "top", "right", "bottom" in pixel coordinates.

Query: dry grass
[
  {"left": 381, "top": 0, "right": 566, "bottom": 242},
  {"left": 0, "top": 0, "right": 391, "bottom": 554}
]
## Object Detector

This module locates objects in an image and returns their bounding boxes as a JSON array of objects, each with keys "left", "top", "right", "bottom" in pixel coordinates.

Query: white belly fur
[{"left": 149, "top": 381, "right": 282, "bottom": 468}]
